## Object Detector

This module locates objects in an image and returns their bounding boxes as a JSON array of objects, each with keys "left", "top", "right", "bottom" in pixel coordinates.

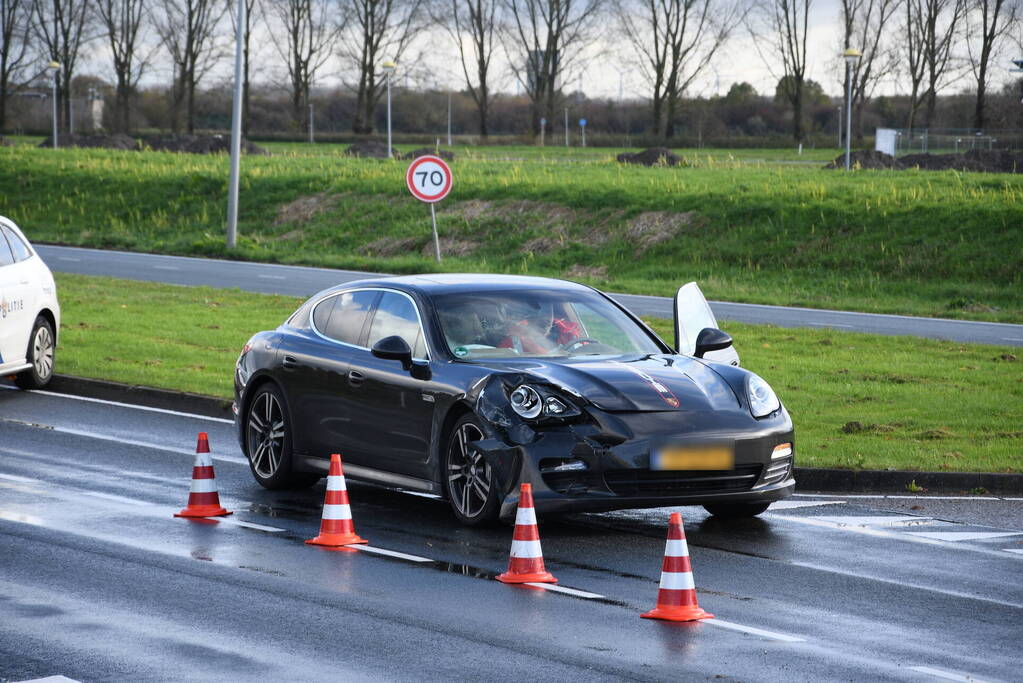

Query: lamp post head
[
  {"left": 47, "top": 61, "right": 61, "bottom": 72},
  {"left": 382, "top": 60, "right": 397, "bottom": 73},
  {"left": 842, "top": 48, "right": 862, "bottom": 65}
]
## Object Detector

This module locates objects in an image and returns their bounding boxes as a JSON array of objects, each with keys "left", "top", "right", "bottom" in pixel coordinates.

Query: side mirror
[
  {"left": 694, "top": 328, "right": 732, "bottom": 358},
  {"left": 372, "top": 335, "right": 413, "bottom": 371}
]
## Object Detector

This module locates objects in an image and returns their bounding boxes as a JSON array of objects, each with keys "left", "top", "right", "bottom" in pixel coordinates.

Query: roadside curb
[
  {"left": 47, "top": 374, "right": 232, "bottom": 420},
  {"left": 794, "top": 467, "right": 1023, "bottom": 496},
  {"left": 28, "top": 375, "right": 1023, "bottom": 496}
]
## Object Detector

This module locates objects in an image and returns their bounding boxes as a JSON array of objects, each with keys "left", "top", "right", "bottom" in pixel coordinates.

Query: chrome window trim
[{"left": 308, "top": 287, "right": 432, "bottom": 362}]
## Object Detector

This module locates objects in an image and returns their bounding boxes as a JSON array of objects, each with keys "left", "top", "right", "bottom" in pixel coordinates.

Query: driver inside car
[{"left": 497, "top": 299, "right": 584, "bottom": 354}]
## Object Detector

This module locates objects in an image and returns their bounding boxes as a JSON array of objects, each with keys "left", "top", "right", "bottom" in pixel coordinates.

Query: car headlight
[
  {"left": 747, "top": 373, "right": 780, "bottom": 418},
  {"left": 510, "top": 384, "right": 579, "bottom": 420}
]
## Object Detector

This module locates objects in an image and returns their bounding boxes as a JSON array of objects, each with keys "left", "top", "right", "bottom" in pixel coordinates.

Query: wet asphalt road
[
  {"left": 36, "top": 245, "right": 1023, "bottom": 347},
  {"left": 2, "top": 385, "right": 1022, "bottom": 682}
]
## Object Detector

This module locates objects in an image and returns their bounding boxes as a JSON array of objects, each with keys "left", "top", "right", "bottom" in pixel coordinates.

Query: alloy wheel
[
  {"left": 32, "top": 325, "right": 54, "bottom": 380},
  {"left": 446, "top": 422, "right": 492, "bottom": 519},
  {"left": 247, "top": 391, "right": 286, "bottom": 478}
]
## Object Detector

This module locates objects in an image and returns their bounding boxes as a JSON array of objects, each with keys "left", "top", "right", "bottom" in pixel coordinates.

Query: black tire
[
  {"left": 703, "top": 502, "right": 771, "bottom": 519},
  {"left": 443, "top": 414, "right": 501, "bottom": 527},
  {"left": 14, "top": 316, "right": 55, "bottom": 390},
  {"left": 244, "top": 383, "right": 319, "bottom": 489}
]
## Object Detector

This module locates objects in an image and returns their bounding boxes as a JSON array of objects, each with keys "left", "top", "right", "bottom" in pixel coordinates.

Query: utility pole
[
  {"left": 226, "top": 0, "right": 246, "bottom": 249},
  {"left": 309, "top": 103, "right": 314, "bottom": 143},
  {"left": 447, "top": 92, "right": 452, "bottom": 146},
  {"left": 564, "top": 108, "right": 569, "bottom": 147}
]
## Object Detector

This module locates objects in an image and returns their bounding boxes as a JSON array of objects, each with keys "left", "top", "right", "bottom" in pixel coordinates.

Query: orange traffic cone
[
  {"left": 175, "top": 432, "right": 232, "bottom": 518},
  {"left": 306, "top": 453, "right": 367, "bottom": 547},
  {"left": 496, "top": 483, "right": 557, "bottom": 584},
  {"left": 641, "top": 512, "right": 713, "bottom": 622}
]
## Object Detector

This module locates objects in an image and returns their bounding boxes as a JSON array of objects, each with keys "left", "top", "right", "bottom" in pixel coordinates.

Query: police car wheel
[{"left": 15, "top": 316, "right": 55, "bottom": 390}]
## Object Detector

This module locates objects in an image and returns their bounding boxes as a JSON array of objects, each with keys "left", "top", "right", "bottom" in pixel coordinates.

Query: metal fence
[{"left": 888, "top": 129, "right": 1023, "bottom": 156}]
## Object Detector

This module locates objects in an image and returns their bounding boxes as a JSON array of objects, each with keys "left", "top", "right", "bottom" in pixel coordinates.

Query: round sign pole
[{"left": 405, "top": 155, "right": 453, "bottom": 263}]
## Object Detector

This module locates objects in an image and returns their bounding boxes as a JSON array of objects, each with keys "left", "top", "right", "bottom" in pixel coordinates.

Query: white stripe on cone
[
  {"left": 510, "top": 539, "right": 544, "bottom": 558},
  {"left": 659, "top": 571, "right": 697, "bottom": 590},
  {"left": 665, "top": 539, "right": 690, "bottom": 556},
  {"left": 515, "top": 506, "right": 537, "bottom": 526},
  {"left": 321, "top": 503, "right": 353, "bottom": 520},
  {"left": 189, "top": 478, "right": 218, "bottom": 494},
  {"left": 196, "top": 453, "right": 213, "bottom": 467},
  {"left": 327, "top": 475, "right": 346, "bottom": 490}
]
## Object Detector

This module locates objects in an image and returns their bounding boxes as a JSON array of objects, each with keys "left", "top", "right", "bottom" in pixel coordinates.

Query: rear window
[
  {"left": 0, "top": 231, "right": 14, "bottom": 266},
  {"left": 312, "top": 290, "right": 379, "bottom": 346},
  {"left": 2, "top": 226, "right": 32, "bottom": 262}
]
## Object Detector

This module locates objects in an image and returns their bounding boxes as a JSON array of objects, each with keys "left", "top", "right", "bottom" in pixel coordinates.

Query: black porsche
[{"left": 233, "top": 274, "right": 794, "bottom": 525}]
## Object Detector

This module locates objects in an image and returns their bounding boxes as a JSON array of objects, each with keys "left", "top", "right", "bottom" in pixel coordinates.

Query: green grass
[
  {"left": 4, "top": 144, "right": 1021, "bottom": 322},
  {"left": 54, "top": 272, "right": 1022, "bottom": 473}
]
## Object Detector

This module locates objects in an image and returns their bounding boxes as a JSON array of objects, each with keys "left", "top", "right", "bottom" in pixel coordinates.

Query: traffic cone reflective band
[
  {"left": 306, "top": 453, "right": 367, "bottom": 547},
  {"left": 641, "top": 512, "right": 713, "bottom": 622},
  {"left": 497, "top": 483, "right": 557, "bottom": 584},
  {"left": 175, "top": 432, "right": 231, "bottom": 518}
]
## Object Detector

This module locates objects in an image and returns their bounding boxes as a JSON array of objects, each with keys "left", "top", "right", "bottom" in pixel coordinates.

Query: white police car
[{"left": 0, "top": 216, "right": 60, "bottom": 388}]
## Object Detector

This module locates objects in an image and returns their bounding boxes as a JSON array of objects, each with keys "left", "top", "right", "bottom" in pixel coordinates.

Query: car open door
[{"left": 674, "top": 282, "right": 740, "bottom": 366}]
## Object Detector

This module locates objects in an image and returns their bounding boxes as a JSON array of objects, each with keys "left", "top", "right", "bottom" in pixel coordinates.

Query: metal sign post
[
  {"left": 579, "top": 118, "right": 587, "bottom": 147},
  {"left": 406, "top": 155, "right": 453, "bottom": 263},
  {"left": 540, "top": 117, "right": 546, "bottom": 146}
]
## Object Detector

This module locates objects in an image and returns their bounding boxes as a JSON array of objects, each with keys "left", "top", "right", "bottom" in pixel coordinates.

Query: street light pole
[
  {"left": 564, "top": 108, "right": 568, "bottom": 147},
  {"left": 842, "top": 48, "right": 861, "bottom": 170},
  {"left": 382, "top": 60, "right": 396, "bottom": 158},
  {"left": 226, "top": 0, "right": 246, "bottom": 249},
  {"left": 48, "top": 61, "right": 60, "bottom": 149},
  {"left": 309, "top": 102, "right": 314, "bottom": 143},
  {"left": 447, "top": 92, "right": 452, "bottom": 146},
  {"left": 837, "top": 106, "right": 842, "bottom": 149}
]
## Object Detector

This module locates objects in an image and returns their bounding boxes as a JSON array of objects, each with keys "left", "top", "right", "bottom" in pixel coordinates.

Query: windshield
[{"left": 434, "top": 289, "right": 663, "bottom": 359}]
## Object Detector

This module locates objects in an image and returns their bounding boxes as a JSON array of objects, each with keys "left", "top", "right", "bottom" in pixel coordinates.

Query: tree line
[{"left": 2, "top": 0, "right": 1021, "bottom": 141}]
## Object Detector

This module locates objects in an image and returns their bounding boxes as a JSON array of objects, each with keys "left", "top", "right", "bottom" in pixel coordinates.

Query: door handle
[
  {"left": 348, "top": 370, "right": 365, "bottom": 387},
  {"left": 281, "top": 355, "right": 299, "bottom": 369}
]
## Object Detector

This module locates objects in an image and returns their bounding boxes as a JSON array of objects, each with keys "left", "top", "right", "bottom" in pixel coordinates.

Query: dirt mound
[
  {"left": 358, "top": 236, "right": 421, "bottom": 257},
  {"left": 274, "top": 192, "right": 338, "bottom": 225},
  {"left": 616, "top": 147, "right": 684, "bottom": 167},
  {"left": 824, "top": 150, "right": 901, "bottom": 170},
  {"left": 37, "top": 133, "right": 139, "bottom": 150},
  {"left": 564, "top": 264, "right": 608, "bottom": 280},
  {"left": 626, "top": 211, "right": 706, "bottom": 254},
  {"left": 826, "top": 148, "right": 1023, "bottom": 173},
  {"left": 403, "top": 147, "right": 455, "bottom": 161},
  {"left": 142, "top": 135, "right": 267, "bottom": 155},
  {"left": 344, "top": 141, "right": 394, "bottom": 159},
  {"left": 421, "top": 237, "right": 477, "bottom": 257}
]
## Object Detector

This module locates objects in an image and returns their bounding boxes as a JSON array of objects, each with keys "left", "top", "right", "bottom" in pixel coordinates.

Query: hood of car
[{"left": 491, "top": 355, "right": 743, "bottom": 413}]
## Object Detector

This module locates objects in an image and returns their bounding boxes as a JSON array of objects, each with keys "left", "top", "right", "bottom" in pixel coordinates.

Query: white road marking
[
  {"left": 258, "top": 274, "right": 286, "bottom": 280},
  {"left": 705, "top": 618, "right": 806, "bottom": 643},
  {"left": 905, "top": 531, "right": 1023, "bottom": 542},
  {"left": 770, "top": 514, "right": 1023, "bottom": 560},
  {"left": 82, "top": 491, "right": 153, "bottom": 506},
  {"left": 1003, "top": 549, "right": 1023, "bottom": 555},
  {"left": 1, "top": 420, "right": 247, "bottom": 465},
  {"left": 15, "top": 676, "right": 82, "bottom": 683},
  {"left": 152, "top": 265, "right": 179, "bottom": 271},
  {"left": 0, "top": 473, "right": 41, "bottom": 484},
  {"left": 810, "top": 515, "right": 935, "bottom": 527},
  {"left": 1001, "top": 337, "right": 1023, "bottom": 342},
  {"left": 0, "top": 510, "right": 45, "bottom": 525},
  {"left": 525, "top": 583, "right": 605, "bottom": 599},
  {"left": 768, "top": 500, "right": 846, "bottom": 510},
  {"left": 908, "top": 665, "right": 991, "bottom": 681},
  {"left": 794, "top": 493, "right": 1008, "bottom": 501},
  {"left": 219, "top": 518, "right": 285, "bottom": 533},
  {"left": 57, "top": 257, "right": 81, "bottom": 262},
  {"left": 356, "top": 545, "right": 434, "bottom": 563},
  {"left": 28, "top": 389, "right": 234, "bottom": 424},
  {"left": 807, "top": 322, "right": 853, "bottom": 328}
]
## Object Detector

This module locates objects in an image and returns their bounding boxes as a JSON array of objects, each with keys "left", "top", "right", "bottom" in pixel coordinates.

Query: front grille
[
  {"left": 541, "top": 470, "right": 606, "bottom": 495},
  {"left": 604, "top": 465, "right": 763, "bottom": 497}
]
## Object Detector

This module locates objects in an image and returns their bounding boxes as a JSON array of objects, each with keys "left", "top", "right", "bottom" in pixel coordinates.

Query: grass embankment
[
  {"left": 3, "top": 144, "right": 1021, "bottom": 322},
  {"left": 54, "top": 272, "right": 1022, "bottom": 473}
]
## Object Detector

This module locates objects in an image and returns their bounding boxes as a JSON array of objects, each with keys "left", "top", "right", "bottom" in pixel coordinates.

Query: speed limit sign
[{"left": 406, "top": 155, "right": 453, "bottom": 203}]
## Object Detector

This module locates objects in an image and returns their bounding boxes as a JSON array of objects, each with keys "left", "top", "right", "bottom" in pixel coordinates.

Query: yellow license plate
[{"left": 652, "top": 446, "right": 734, "bottom": 471}]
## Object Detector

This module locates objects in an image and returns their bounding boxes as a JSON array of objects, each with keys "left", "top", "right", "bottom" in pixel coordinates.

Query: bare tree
[
  {"left": 1, "top": 0, "right": 30, "bottom": 129},
  {"left": 902, "top": 0, "right": 967, "bottom": 129},
  {"left": 229, "top": 0, "right": 260, "bottom": 134},
  {"left": 340, "top": 0, "right": 426, "bottom": 134},
  {"left": 31, "top": 0, "right": 92, "bottom": 133},
  {"left": 750, "top": 0, "right": 813, "bottom": 143},
  {"left": 618, "top": 0, "right": 743, "bottom": 138},
  {"left": 95, "top": 0, "right": 148, "bottom": 132},
  {"left": 151, "top": 0, "right": 225, "bottom": 133},
  {"left": 839, "top": 0, "right": 899, "bottom": 141},
  {"left": 439, "top": 0, "right": 500, "bottom": 138},
  {"left": 504, "top": 0, "right": 606, "bottom": 138},
  {"left": 266, "top": 0, "right": 340, "bottom": 132},
  {"left": 966, "top": 0, "right": 1018, "bottom": 128}
]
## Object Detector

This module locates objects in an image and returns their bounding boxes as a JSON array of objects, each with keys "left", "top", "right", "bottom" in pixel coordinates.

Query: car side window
[
  {"left": 322, "top": 290, "right": 378, "bottom": 346},
  {"left": 366, "top": 292, "right": 428, "bottom": 359},
  {"left": 311, "top": 295, "right": 337, "bottom": 334},
  {"left": 0, "top": 230, "right": 14, "bottom": 267},
  {"left": 2, "top": 227, "right": 32, "bottom": 262}
]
